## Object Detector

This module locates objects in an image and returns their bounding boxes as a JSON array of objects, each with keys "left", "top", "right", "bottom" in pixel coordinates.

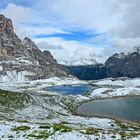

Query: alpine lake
[{"left": 45, "top": 84, "right": 140, "bottom": 125}]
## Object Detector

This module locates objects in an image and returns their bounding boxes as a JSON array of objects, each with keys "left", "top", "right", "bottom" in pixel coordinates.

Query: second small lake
[
  {"left": 76, "top": 96, "right": 140, "bottom": 124},
  {"left": 45, "top": 84, "right": 93, "bottom": 95}
]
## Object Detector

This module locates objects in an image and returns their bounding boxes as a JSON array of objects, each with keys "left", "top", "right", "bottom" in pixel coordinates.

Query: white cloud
[
  {"left": 110, "top": 37, "right": 140, "bottom": 52},
  {"left": 22, "top": 26, "right": 70, "bottom": 37},
  {"left": 1, "top": 0, "right": 140, "bottom": 63},
  {"left": 36, "top": 0, "right": 140, "bottom": 52},
  {"left": 109, "top": 0, "right": 140, "bottom": 51},
  {"left": 37, "top": 41, "right": 63, "bottom": 50},
  {"left": 35, "top": 0, "right": 122, "bottom": 32},
  {"left": 35, "top": 37, "right": 107, "bottom": 63},
  {"left": 110, "top": 0, "right": 140, "bottom": 39},
  {"left": 0, "top": 3, "right": 32, "bottom": 37},
  {"left": 0, "top": 3, "right": 69, "bottom": 38}
]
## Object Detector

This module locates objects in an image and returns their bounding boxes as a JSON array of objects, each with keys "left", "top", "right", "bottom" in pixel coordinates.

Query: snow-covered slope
[
  {"left": 0, "top": 70, "right": 35, "bottom": 82},
  {"left": 0, "top": 77, "right": 140, "bottom": 139}
]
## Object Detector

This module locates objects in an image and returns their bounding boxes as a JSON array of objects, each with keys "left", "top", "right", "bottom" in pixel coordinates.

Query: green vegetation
[
  {"left": 7, "top": 135, "right": 14, "bottom": 138},
  {"left": 27, "top": 130, "right": 50, "bottom": 139},
  {"left": 118, "top": 131, "right": 139, "bottom": 140},
  {"left": 0, "top": 89, "right": 35, "bottom": 109},
  {"left": 12, "top": 126, "right": 31, "bottom": 132},
  {"left": 17, "top": 120, "right": 29, "bottom": 123},
  {"left": 53, "top": 124, "right": 73, "bottom": 132},
  {"left": 39, "top": 125, "right": 51, "bottom": 129},
  {"left": 116, "top": 121, "right": 140, "bottom": 131},
  {"left": 111, "top": 135, "right": 116, "bottom": 138},
  {"left": 129, "top": 132, "right": 140, "bottom": 137},
  {"left": 27, "top": 123, "right": 73, "bottom": 139},
  {"left": 119, "top": 131, "right": 128, "bottom": 139},
  {"left": 118, "top": 123, "right": 130, "bottom": 130},
  {"left": 85, "top": 127, "right": 99, "bottom": 135}
]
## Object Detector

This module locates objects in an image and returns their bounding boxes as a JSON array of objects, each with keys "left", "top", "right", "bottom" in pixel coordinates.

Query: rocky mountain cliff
[
  {"left": 0, "top": 15, "right": 68, "bottom": 81},
  {"left": 105, "top": 51, "right": 140, "bottom": 78}
]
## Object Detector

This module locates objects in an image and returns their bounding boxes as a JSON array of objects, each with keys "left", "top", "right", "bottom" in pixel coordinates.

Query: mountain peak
[
  {"left": 0, "top": 15, "right": 68, "bottom": 80},
  {"left": 0, "top": 15, "right": 14, "bottom": 34},
  {"left": 24, "top": 37, "right": 32, "bottom": 42}
]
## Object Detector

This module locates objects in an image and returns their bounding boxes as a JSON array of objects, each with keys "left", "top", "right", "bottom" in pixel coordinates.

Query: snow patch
[{"left": 0, "top": 70, "right": 34, "bottom": 82}]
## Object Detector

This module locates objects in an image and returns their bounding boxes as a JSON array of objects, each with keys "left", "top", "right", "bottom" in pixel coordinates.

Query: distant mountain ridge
[
  {"left": 58, "top": 58, "right": 98, "bottom": 66},
  {"left": 68, "top": 48, "right": 140, "bottom": 80},
  {"left": 105, "top": 50, "right": 140, "bottom": 78}
]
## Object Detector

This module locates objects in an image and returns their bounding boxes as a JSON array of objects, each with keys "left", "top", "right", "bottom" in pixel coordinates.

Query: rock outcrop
[
  {"left": 105, "top": 51, "right": 140, "bottom": 78},
  {"left": 0, "top": 15, "right": 68, "bottom": 80}
]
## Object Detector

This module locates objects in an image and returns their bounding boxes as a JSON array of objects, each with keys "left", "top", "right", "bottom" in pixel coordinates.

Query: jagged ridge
[
  {"left": 105, "top": 50, "right": 140, "bottom": 78},
  {"left": 0, "top": 15, "right": 68, "bottom": 81}
]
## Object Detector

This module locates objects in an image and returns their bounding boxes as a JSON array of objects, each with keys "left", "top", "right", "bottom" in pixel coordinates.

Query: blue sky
[
  {"left": 0, "top": 0, "right": 34, "bottom": 8},
  {"left": 33, "top": 31, "right": 102, "bottom": 41},
  {"left": 0, "top": 0, "right": 139, "bottom": 63}
]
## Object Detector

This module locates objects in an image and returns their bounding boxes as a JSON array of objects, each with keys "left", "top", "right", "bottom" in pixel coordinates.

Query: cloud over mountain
[{"left": 0, "top": 0, "right": 140, "bottom": 63}]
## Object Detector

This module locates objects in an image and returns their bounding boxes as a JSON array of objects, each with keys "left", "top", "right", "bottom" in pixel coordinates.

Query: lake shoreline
[{"left": 74, "top": 95, "right": 140, "bottom": 126}]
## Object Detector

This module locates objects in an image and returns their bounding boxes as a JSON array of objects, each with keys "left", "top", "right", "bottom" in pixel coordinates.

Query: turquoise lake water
[
  {"left": 46, "top": 84, "right": 93, "bottom": 95},
  {"left": 76, "top": 97, "right": 140, "bottom": 124}
]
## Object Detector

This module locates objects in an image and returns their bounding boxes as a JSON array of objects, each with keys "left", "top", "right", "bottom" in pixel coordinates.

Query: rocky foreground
[{"left": 0, "top": 76, "right": 140, "bottom": 140}]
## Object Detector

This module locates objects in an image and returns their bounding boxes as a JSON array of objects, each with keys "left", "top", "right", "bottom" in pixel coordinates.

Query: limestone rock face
[
  {"left": 0, "top": 15, "right": 21, "bottom": 57},
  {"left": 5, "top": 18, "right": 14, "bottom": 32},
  {"left": 0, "top": 15, "right": 14, "bottom": 35},
  {"left": 0, "top": 15, "right": 69, "bottom": 80},
  {"left": 0, "top": 47, "right": 7, "bottom": 56}
]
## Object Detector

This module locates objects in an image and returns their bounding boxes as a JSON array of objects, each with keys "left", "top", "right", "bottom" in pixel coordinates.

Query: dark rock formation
[
  {"left": 68, "top": 64, "right": 107, "bottom": 80},
  {"left": 105, "top": 52, "right": 140, "bottom": 78}
]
